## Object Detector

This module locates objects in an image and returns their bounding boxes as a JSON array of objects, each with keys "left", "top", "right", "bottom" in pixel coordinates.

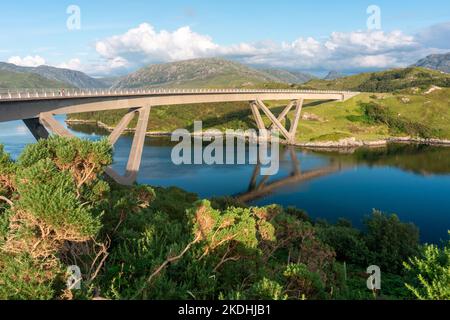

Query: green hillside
[
  {"left": 0, "top": 69, "right": 71, "bottom": 89},
  {"left": 301, "top": 67, "right": 450, "bottom": 92},
  {"left": 0, "top": 62, "right": 106, "bottom": 89},
  {"left": 291, "top": 88, "right": 450, "bottom": 142}
]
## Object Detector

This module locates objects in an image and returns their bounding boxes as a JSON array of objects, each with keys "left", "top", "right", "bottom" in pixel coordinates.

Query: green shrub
[
  {"left": 360, "top": 102, "right": 437, "bottom": 138},
  {"left": 283, "top": 264, "right": 326, "bottom": 299},
  {"left": 0, "top": 137, "right": 115, "bottom": 300},
  {"left": 317, "top": 224, "right": 371, "bottom": 266},
  {"left": 404, "top": 232, "right": 450, "bottom": 300},
  {"left": 364, "top": 211, "right": 420, "bottom": 273},
  {"left": 246, "top": 278, "right": 287, "bottom": 300}
]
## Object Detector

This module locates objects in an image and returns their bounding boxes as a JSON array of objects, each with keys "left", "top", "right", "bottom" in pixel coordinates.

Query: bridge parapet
[{"left": 0, "top": 88, "right": 359, "bottom": 101}]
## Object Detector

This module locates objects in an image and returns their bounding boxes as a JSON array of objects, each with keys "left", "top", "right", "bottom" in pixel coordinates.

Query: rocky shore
[{"left": 66, "top": 119, "right": 450, "bottom": 149}]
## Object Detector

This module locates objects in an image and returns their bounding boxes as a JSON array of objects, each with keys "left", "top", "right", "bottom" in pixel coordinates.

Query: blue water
[{"left": 1, "top": 118, "right": 450, "bottom": 244}]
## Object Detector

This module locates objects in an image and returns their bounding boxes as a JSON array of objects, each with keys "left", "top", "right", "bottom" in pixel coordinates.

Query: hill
[
  {"left": 0, "top": 69, "right": 71, "bottom": 89},
  {"left": 259, "top": 68, "right": 316, "bottom": 84},
  {"left": 111, "top": 58, "right": 288, "bottom": 89},
  {"left": 0, "top": 62, "right": 108, "bottom": 89},
  {"left": 301, "top": 67, "right": 450, "bottom": 92},
  {"left": 413, "top": 53, "right": 450, "bottom": 73}
]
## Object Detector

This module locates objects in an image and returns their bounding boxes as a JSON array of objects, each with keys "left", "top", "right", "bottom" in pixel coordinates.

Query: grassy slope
[
  {"left": 291, "top": 89, "right": 450, "bottom": 141},
  {"left": 0, "top": 70, "right": 70, "bottom": 89},
  {"left": 68, "top": 88, "right": 450, "bottom": 142}
]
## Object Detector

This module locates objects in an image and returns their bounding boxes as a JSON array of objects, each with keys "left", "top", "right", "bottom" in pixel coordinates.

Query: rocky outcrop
[{"left": 413, "top": 53, "right": 450, "bottom": 73}]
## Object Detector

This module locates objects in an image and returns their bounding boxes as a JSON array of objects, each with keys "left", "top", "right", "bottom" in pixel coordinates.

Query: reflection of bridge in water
[
  {"left": 0, "top": 88, "right": 359, "bottom": 185},
  {"left": 236, "top": 148, "right": 350, "bottom": 203}
]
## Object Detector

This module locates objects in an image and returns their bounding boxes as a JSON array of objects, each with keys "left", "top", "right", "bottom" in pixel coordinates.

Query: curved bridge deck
[{"left": 0, "top": 88, "right": 360, "bottom": 185}]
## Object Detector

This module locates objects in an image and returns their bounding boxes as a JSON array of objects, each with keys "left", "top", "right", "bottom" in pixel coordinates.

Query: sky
[{"left": 1, "top": 0, "right": 450, "bottom": 76}]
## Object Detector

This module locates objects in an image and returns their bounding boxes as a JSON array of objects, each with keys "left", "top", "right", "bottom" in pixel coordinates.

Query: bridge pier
[
  {"left": 250, "top": 102, "right": 266, "bottom": 131},
  {"left": 289, "top": 99, "right": 304, "bottom": 144},
  {"left": 103, "top": 106, "right": 152, "bottom": 186},
  {"left": 123, "top": 106, "right": 151, "bottom": 185},
  {"left": 40, "top": 113, "right": 73, "bottom": 137},
  {"left": 27, "top": 107, "right": 152, "bottom": 186},
  {"left": 269, "top": 100, "right": 296, "bottom": 130},
  {"left": 249, "top": 99, "right": 304, "bottom": 144},
  {"left": 23, "top": 118, "right": 49, "bottom": 140}
]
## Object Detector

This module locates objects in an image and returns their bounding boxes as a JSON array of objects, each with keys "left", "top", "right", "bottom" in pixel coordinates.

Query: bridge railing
[{"left": 0, "top": 88, "right": 355, "bottom": 100}]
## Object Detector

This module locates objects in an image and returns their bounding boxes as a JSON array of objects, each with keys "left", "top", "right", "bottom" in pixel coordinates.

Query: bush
[
  {"left": 364, "top": 211, "right": 420, "bottom": 273},
  {"left": 317, "top": 224, "right": 371, "bottom": 266},
  {"left": 404, "top": 232, "right": 450, "bottom": 300},
  {"left": 0, "top": 137, "right": 114, "bottom": 300},
  {"left": 359, "top": 102, "right": 437, "bottom": 138},
  {"left": 283, "top": 264, "right": 326, "bottom": 299}
]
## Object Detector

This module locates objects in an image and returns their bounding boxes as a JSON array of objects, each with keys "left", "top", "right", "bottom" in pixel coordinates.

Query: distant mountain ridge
[
  {"left": 3, "top": 54, "right": 450, "bottom": 91},
  {"left": 413, "top": 53, "right": 450, "bottom": 74},
  {"left": 0, "top": 62, "right": 108, "bottom": 89},
  {"left": 111, "top": 58, "right": 289, "bottom": 89}
]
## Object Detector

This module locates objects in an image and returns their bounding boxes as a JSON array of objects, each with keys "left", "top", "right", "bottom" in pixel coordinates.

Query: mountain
[
  {"left": 0, "top": 62, "right": 108, "bottom": 89},
  {"left": 324, "top": 71, "right": 345, "bottom": 80},
  {"left": 259, "top": 68, "right": 316, "bottom": 84},
  {"left": 111, "top": 58, "right": 287, "bottom": 89},
  {"left": 302, "top": 67, "right": 450, "bottom": 92},
  {"left": 0, "top": 69, "right": 71, "bottom": 89},
  {"left": 413, "top": 53, "right": 450, "bottom": 74}
]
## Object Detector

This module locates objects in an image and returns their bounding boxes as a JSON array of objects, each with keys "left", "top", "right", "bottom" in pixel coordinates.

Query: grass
[{"left": 68, "top": 88, "right": 450, "bottom": 142}]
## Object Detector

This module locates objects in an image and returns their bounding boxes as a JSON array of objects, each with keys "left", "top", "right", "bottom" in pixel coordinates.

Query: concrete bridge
[{"left": 0, "top": 88, "right": 359, "bottom": 185}]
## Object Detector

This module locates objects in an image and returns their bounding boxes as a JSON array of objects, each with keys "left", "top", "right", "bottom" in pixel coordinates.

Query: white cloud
[
  {"left": 8, "top": 55, "right": 46, "bottom": 67},
  {"left": 416, "top": 22, "right": 450, "bottom": 49},
  {"left": 95, "top": 23, "right": 219, "bottom": 65},
  {"left": 92, "top": 23, "right": 437, "bottom": 73},
  {"left": 58, "top": 58, "right": 83, "bottom": 70},
  {"left": 56, "top": 56, "right": 129, "bottom": 76},
  {"left": 14, "top": 21, "right": 450, "bottom": 76}
]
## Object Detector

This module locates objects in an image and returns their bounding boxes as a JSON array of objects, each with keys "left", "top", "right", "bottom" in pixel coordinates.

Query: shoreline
[{"left": 66, "top": 119, "right": 450, "bottom": 149}]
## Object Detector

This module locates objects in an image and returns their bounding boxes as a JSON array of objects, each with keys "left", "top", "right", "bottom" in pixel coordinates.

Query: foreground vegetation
[{"left": 0, "top": 137, "right": 448, "bottom": 300}]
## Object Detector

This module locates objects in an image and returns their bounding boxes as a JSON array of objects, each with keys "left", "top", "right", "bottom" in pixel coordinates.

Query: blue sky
[{"left": 1, "top": 0, "right": 450, "bottom": 76}]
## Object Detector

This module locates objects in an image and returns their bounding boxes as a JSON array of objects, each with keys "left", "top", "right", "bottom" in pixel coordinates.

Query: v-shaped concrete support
[
  {"left": 105, "top": 106, "right": 151, "bottom": 186},
  {"left": 33, "top": 107, "right": 151, "bottom": 186},
  {"left": 269, "top": 100, "right": 296, "bottom": 130},
  {"left": 250, "top": 99, "right": 304, "bottom": 144},
  {"left": 40, "top": 113, "right": 73, "bottom": 137},
  {"left": 289, "top": 99, "right": 304, "bottom": 144}
]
